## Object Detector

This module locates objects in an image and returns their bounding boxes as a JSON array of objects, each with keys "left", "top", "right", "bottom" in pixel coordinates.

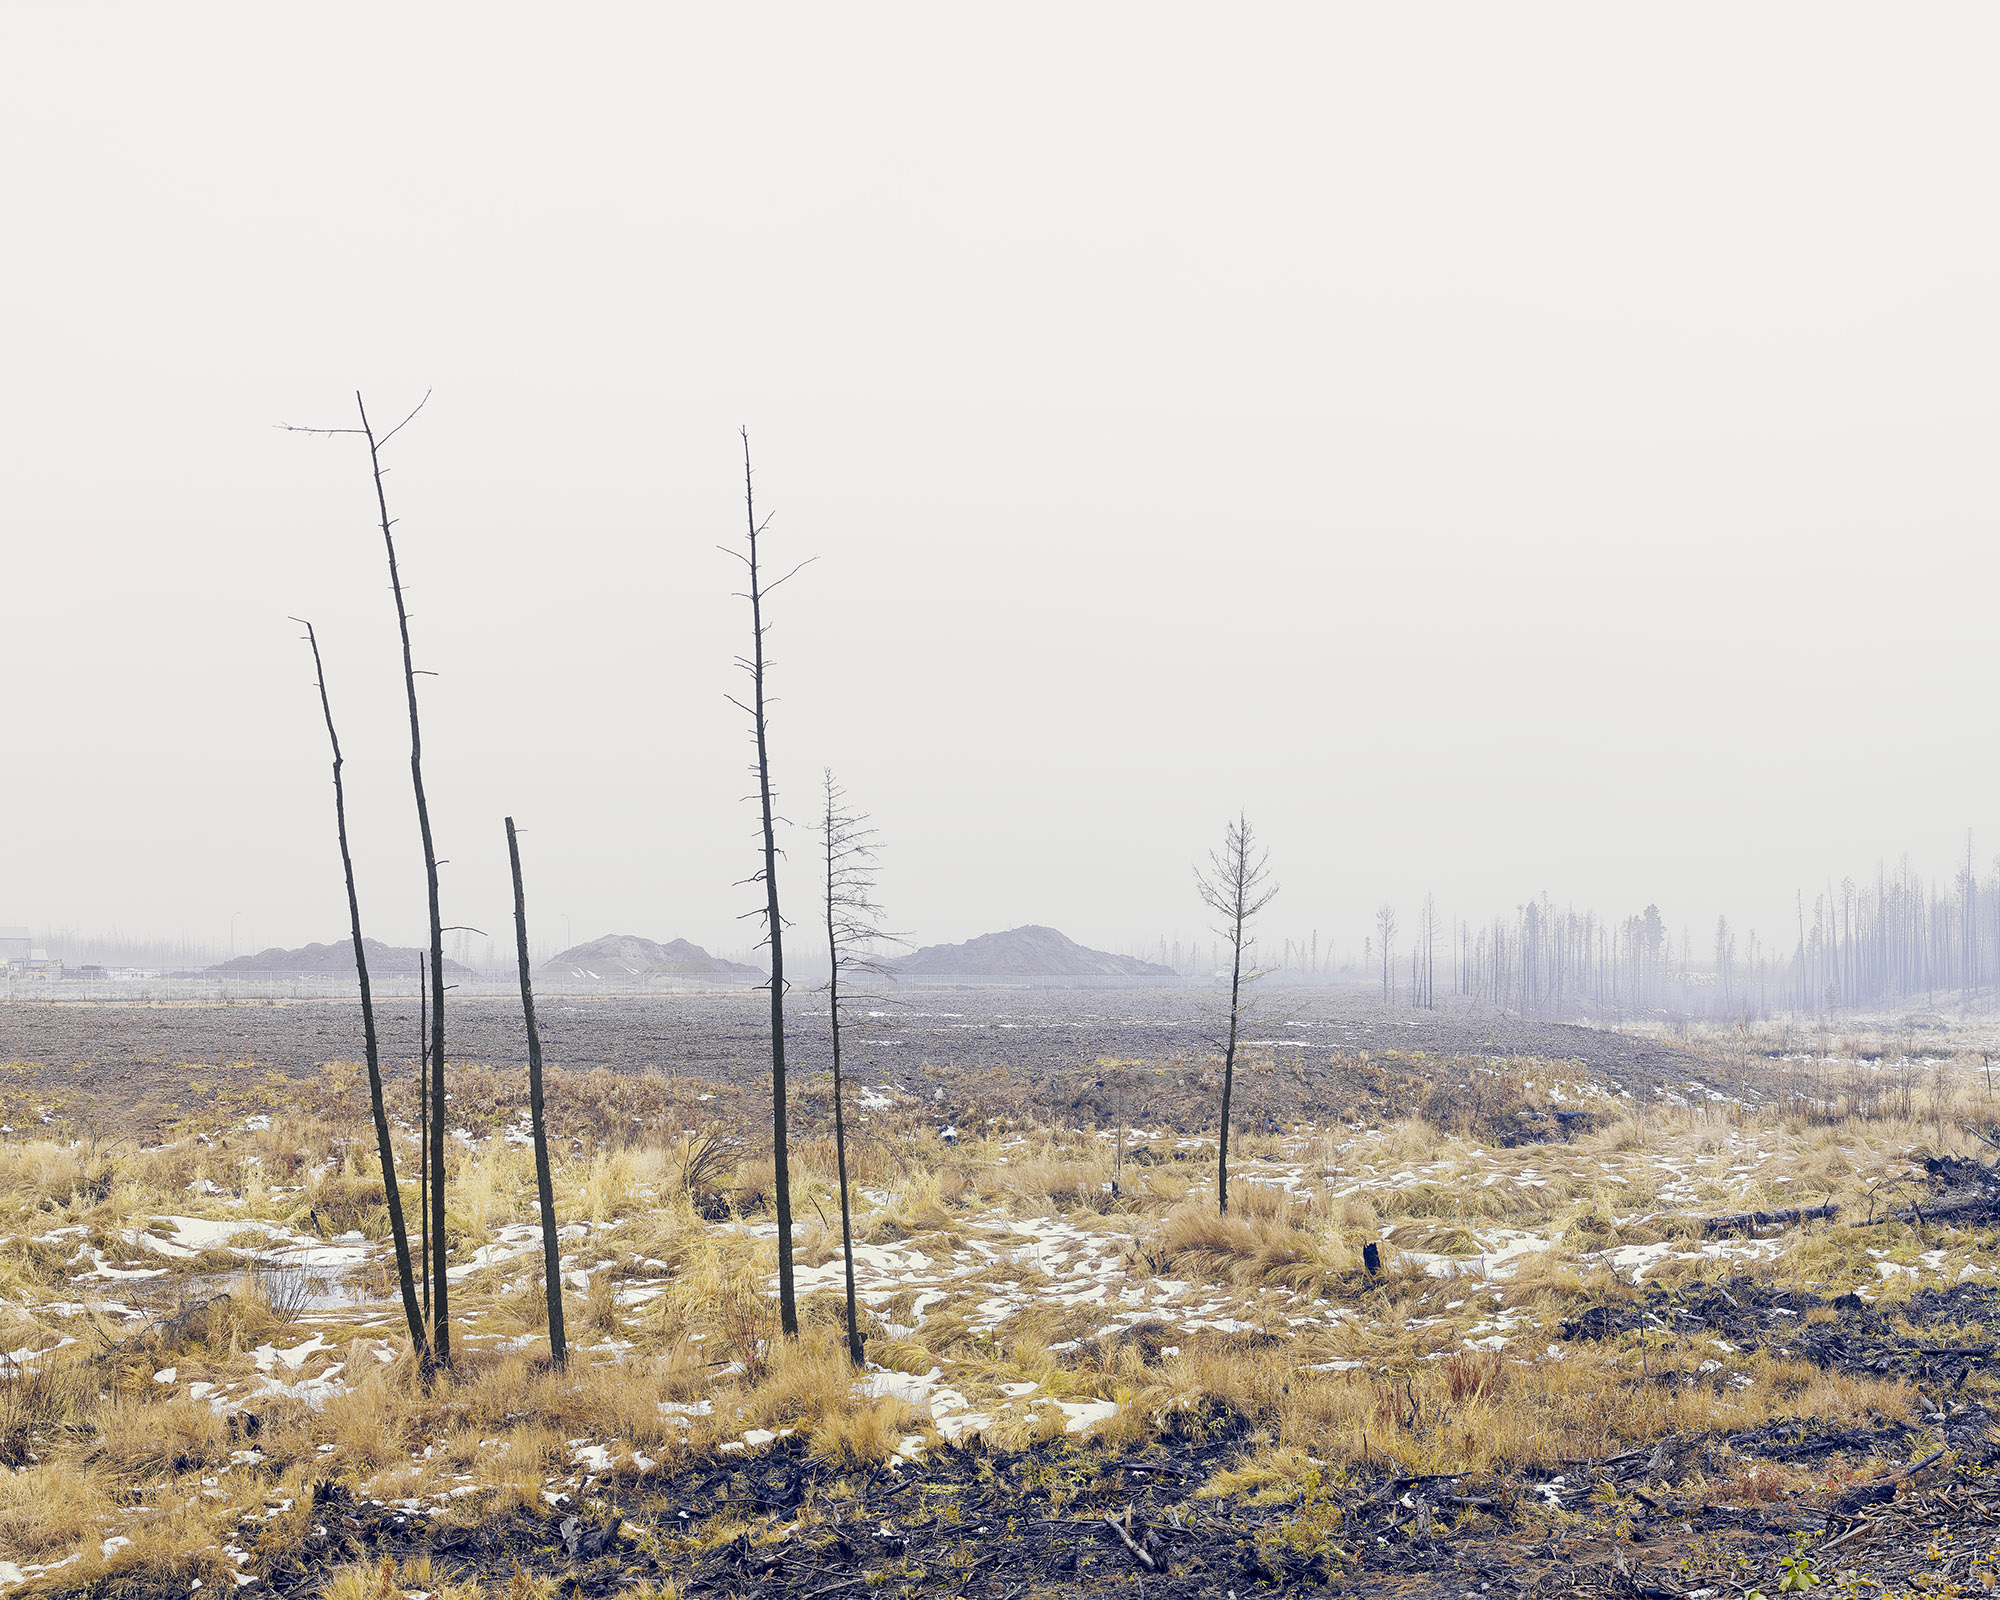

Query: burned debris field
[
  {"left": 6, "top": 998, "right": 2000, "bottom": 1598},
  {"left": 0, "top": 989, "right": 1731, "bottom": 1139}
]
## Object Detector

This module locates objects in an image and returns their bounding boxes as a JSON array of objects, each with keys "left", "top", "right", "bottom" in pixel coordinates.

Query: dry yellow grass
[
  {"left": 0, "top": 1035, "right": 1993, "bottom": 1590},
  {"left": 1158, "top": 1188, "right": 1359, "bottom": 1294}
]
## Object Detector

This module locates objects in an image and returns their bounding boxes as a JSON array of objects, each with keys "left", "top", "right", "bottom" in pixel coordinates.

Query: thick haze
[{"left": 4, "top": 4, "right": 1997, "bottom": 965}]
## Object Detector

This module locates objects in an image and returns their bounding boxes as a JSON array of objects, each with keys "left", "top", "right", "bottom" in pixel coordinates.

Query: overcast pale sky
[{"left": 4, "top": 3, "right": 1997, "bottom": 964}]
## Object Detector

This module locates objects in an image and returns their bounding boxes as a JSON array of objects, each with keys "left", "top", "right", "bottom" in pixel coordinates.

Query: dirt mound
[
  {"left": 889, "top": 925, "right": 1174, "bottom": 979},
  {"left": 539, "top": 935, "right": 761, "bottom": 986},
  {"left": 206, "top": 939, "right": 472, "bottom": 978}
]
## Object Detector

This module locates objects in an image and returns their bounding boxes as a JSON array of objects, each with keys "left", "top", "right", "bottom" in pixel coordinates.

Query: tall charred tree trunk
[
  {"left": 418, "top": 952, "right": 429, "bottom": 1321},
  {"left": 281, "top": 390, "right": 449, "bottom": 1357},
  {"left": 354, "top": 392, "right": 452, "bottom": 1365},
  {"left": 729, "top": 429, "right": 801, "bottom": 1339},
  {"left": 505, "top": 818, "right": 567, "bottom": 1369},
  {"left": 296, "top": 619, "right": 428, "bottom": 1368}
]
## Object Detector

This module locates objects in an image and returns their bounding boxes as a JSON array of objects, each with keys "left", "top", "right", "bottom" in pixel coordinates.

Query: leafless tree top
[{"left": 1196, "top": 812, "right": 1279, "bottom": 942}]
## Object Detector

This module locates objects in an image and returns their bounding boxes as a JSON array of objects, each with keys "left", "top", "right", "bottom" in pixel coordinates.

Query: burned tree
[
  {"left": 722, "top": 429, "right": 812, "bottom": 1339},
  {"left": 418, "top": 951, "right": 429, "bottom": 1321},
  {"left": 285, "top": 390, "right": 454, "bottom": 1364},
  {"left": 505, "top": 818, "right": 567, "bottom": 1369},
  {"left": 1195, "top": 813, "right": 1277, "bottom": 1215},
  {"left": 294, "top": 619, "right": 428, "bottom": 1367},
  {"left": 1376, "top": 902, "right": 1397, "bottom": 1002},
  {"left": 821, "top": 769, "right": 900, "bottom": 1367}
]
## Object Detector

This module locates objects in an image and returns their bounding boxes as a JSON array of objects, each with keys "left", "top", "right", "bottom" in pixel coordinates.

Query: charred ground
[{"left": 0, "top": 987, "right": 1738, "bottom": 1140}]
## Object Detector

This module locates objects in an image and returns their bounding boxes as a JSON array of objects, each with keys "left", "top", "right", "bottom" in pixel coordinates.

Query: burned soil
[
  {"left": 1566, "top": 1273, "right": 2000, "bottom": 1391},
  {"left": 0, "top": 987, "right": 1737, "bottom": 1132},
  {"left": 224, "top": 1398, "right": 2000, "bottom": 1600}
]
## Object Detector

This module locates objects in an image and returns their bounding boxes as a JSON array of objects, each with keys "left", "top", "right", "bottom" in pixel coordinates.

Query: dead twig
[
  {"left": 1101, "top": 1510, "right": 1157, "bottom": 1572},
  {"left": 1818, "top": 1515, "right": 1884, "bottom": 1553}
]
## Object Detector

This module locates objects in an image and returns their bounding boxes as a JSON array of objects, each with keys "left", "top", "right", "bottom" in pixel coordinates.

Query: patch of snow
[
  {"left": 1054, "top": 1398, "right": 1118, "bottom": 1434},
  {"left": 253, "top": 1333, "right": 332, "bottom": 1372}
]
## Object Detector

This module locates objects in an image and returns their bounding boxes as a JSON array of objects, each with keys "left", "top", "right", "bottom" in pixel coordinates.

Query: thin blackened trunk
[
  {"left": 418, "top": 953, "right": 430, "bottom": 1321},
  {"left": 824, "top": 816, "right": 862, "bottom": 1367},
  {"left": 355, "top": 391, "right": 452, "bottom": 1366},
  {"left": 297, "top": 620, "right": 428, "bottom": 1367},
  {"left": 505, "top": 818, "right": 567, "bottom": 1369},
  {"left": 739, "top": 431, "right": 799, "bottom": 1339},
  {"left": 1217, "top": 886, "right": 1244, "bottom": 1215}
]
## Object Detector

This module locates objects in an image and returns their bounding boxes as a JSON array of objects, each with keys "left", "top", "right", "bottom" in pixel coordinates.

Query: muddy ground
[{"left": 0, "top": 988, "right": 1736, "bottom": 1127}]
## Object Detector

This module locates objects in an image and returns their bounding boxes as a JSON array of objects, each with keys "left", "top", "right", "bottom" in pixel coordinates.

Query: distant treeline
[
  {"left": 1133, "top": 840, "right": 2000, "bottom": 1022},
  {"left": 1419, "top": 849, "right": 2000, "bottom": 1022}
]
